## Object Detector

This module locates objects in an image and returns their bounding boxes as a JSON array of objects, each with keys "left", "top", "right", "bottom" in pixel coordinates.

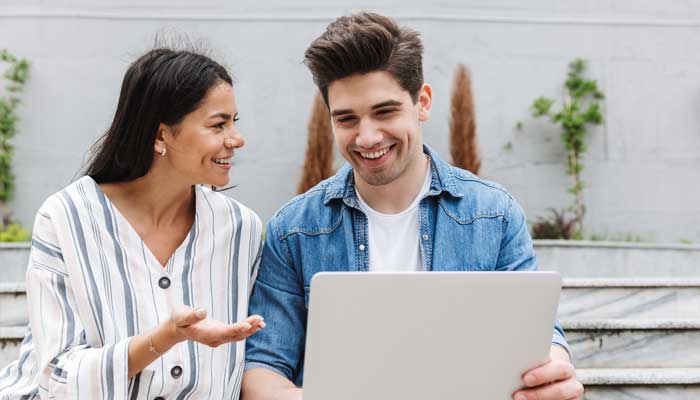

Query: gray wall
[{"left": 1, "top": 1, "right": 699, "bottom": 242}]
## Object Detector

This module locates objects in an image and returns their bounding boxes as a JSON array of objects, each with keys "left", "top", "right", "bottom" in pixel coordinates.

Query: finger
[
  {"left": 172, "top": 306, "right": 207, "bottom": 327},
  {"left": 522, "top": 359, "right": 575, "bottom": 387},
  {"left": 246, "top": 315, "right": 264, "bottom": 326},
  {"left": 225, "top": 321, "right": 263, "bottom": 341},
  {"left": 514, "top": 377, "right": 584, "bottom": 400}
]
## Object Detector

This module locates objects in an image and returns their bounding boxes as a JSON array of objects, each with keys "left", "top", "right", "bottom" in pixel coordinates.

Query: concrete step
[
  {"left": 3, "top": 240, "right": 700, "bottom": 282},
  {"left": 580, "top": 368, "right": 700, "bottom": 399},
  {"left": 0, "top": 326, "right": 25, "bottom": 369},
  {"left": 6, "top": 278, "right": 700, "bottom": 327},
  {"left": 564, "top": 319, "right": 700, "bottom": 368},
  {"left": 560, "top": 278, "right": 700, "bottom": 320},
  {"left": 0, "top": 243, "right": 29, "bottom": 282},
  {"left": 0, "top": 283, "right": 28, "bottom": 327},
  {"left": 536, "top": 240, "right": 700, "bottom": 278}
]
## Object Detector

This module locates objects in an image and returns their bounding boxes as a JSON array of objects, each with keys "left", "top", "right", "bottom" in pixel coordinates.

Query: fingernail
[
  {"left": 260, "top": 321, "right": 267, "bottom": 328},
  {"left": 195, "top": 308, "right": 207, "bottom": 318},
  {"left": 243, "top": 323, "right": 252, "bottom": 330},
  {"left": 514, "top": 393, "right": 527, "bottom": 400}
]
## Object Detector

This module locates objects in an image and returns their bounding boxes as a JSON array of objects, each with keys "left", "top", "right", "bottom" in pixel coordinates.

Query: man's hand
[
  {"left": 169, "top": 306, "right": 266, "bottom": 348},
  {"left": 512, "top": 345, "right": 584, "bottom": 400}
]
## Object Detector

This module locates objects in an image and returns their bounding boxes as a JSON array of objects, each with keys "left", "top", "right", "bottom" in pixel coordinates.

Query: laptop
[{"left": 302, "top": 271, "right": 562, "bottom": 400}]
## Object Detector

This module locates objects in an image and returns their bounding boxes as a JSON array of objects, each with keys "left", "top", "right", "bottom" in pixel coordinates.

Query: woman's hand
[{"left": 168, "top": 305, "right": 266, "bottom": 348}]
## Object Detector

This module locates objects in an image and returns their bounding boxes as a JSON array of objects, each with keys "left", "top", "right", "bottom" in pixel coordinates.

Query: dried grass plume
[
  {"left": 449, "top": 64, "right": 481, "bottom": 175},
  {"left": 297, "top": 92, "right": 335, "bottom": 194}
]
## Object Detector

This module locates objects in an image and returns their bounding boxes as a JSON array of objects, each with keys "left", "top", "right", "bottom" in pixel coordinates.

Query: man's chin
[{"left": 356, "top": 170, "right": 398, "bottom": 187}]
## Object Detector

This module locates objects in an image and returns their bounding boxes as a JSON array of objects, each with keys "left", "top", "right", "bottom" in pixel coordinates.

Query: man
[{"left": 243, "top": 12, "right": 583, "bottom": 400}]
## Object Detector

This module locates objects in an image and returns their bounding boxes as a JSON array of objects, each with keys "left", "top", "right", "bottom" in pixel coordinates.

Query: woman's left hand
[{"left": 168, "top": 306, "right": 266, "bottom": 348}]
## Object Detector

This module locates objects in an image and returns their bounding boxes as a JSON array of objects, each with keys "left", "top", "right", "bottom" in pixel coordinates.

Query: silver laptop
[{"left": 302, "top": 271, "right": 562, "bottom": 400}]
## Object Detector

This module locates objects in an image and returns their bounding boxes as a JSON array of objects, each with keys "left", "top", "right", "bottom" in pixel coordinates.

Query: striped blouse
[{"left": 0, "top": 176, "right": 263, "bottom": 399}]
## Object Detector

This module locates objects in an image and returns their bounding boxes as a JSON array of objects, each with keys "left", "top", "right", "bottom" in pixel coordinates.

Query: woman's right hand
[{"left": 166, "top": 305, "right": 265, "bottom": 348}]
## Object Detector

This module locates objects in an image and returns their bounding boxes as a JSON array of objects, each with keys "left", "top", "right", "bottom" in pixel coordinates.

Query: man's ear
[{"left": 417, "top": 83, "right": 432, "bottom": 121}]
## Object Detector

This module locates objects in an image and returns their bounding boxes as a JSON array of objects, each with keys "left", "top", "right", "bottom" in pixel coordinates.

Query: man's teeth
[
  {"left": 360, "top": 147, "right": 390, "bottom": 159},
  {"left": 213, "top": 157, "right": 231, "bottom": 165}
]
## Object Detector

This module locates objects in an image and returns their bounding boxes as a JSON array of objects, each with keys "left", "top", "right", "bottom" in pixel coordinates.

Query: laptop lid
[{"left": 303, "top": 271, "right": 562, "bottom": 400}]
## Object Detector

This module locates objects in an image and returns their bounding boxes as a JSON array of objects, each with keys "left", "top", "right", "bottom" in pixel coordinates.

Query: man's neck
[{"left": 355, "top": 153, "right": 430, "bottom": 214}]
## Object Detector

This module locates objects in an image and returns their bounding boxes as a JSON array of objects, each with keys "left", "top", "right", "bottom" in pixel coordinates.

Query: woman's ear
[
  {"left": 418, "top": 83, "right": 432, "bottom": 121},
  {"left": 154, "top": 123, "right": 168, "bottom": 155}
]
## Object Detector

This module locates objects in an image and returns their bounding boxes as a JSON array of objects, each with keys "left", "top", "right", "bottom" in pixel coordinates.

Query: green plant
[
  {"left": 529, "top": 59, "right": 604, "bottom": 237},
  {"left": 531, "top": 209, "right": 579, "bottom": 240},
  {"left": 0, "top": 49, "right": 30, "bottom": 240},
  {"left": 0, "top": 222, "right": 30, "bottom": 242},
  {"left": 0, "top": 49, "right": 30, "bottom": 204}
]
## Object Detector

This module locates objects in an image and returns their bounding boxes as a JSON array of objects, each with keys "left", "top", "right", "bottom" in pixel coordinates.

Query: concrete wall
[{"left": 1, "top": 1, "right": 699, "bottom": 242}]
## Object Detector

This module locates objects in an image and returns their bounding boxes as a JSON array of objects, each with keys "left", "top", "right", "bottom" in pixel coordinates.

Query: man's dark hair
[
  {"left": 84, "top": 47, "right": 232, "bottom": 183},
  {"left": 304, "top": 12, "right": 424, "bottom": 104}
]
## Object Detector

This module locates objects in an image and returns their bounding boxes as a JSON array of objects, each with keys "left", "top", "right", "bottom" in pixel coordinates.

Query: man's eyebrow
[
  {"left": 330, "top": 100, "right": 403, "bottom": 117},
  {"left": 371, "top": 100, "right": 402, "bottom": 110},
  {"left": 330, "top": 108, "right": 353, "bottom": 117}
]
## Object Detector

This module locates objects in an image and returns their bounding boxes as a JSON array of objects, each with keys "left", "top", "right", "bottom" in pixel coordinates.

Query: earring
[{"left": 160, "top": 147, "right": 167, "bottom": 156}]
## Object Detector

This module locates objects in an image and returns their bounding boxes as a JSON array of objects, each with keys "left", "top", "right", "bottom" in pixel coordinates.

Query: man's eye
[
  {"left": 376, "top": 108, "right": 397, "bottom": 115},
  {"left": 337, "top": 117, "right": 356, "bottom": 123},
  {"left": 214, "top": 122, "right": 226, "bottom": 129}
]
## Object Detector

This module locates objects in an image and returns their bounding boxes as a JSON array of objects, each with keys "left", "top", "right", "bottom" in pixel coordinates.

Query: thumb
[{"left": 172, "top": 306, "right": 207, "bottom": 327}]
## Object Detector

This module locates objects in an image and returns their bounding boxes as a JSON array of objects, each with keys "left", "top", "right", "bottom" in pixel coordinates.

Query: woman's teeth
[{"left": 213, "top": 157, "right": 231, "bottom": 165}]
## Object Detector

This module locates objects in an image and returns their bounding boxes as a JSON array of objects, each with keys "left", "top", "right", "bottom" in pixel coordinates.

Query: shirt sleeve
[
  {"left": 244, "top": 216, "right": 306, "bottom": 385},
  {"left": 495, "top": 197, "right": 571, "bottom": 356},
  {"left": 24, "top": 210, "right": 132, "bottom": 399}
]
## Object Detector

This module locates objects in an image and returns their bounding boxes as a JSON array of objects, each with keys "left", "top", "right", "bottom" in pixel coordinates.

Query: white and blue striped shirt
[{"left": 0, "top": 176, "right": 263, "bottom": 399}]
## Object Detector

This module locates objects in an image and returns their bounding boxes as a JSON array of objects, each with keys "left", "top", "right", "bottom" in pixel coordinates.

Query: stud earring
[{"left": 160, "top": 147, "right": 167, "bottom": 156}]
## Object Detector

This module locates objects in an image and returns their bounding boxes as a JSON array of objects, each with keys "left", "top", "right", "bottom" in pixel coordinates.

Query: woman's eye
[{"left": 214, "top": 122, "right": 226, "bottom": 130}]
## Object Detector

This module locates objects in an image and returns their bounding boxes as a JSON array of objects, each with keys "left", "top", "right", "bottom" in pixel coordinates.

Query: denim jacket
[{"left": 245, "top": 145, "right": 568, "bottom": 385}]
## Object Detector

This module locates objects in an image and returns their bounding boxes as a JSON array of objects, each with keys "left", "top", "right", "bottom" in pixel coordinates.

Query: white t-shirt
[{"left": 356, "top": 166, "right": 432, "bottom": 272}]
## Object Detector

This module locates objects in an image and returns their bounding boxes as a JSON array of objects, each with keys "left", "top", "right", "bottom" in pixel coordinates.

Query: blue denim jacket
[{"left": 245, "top": 145, "right": 568, "bottom": 385}]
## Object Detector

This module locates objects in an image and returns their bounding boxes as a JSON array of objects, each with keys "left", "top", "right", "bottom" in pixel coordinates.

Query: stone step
[
  {"left": 536, "top": 240, "right": 700, "bottom": 278},
  {"left": 564, "top": 320, "right": 700, "bottom": 368},
  {"left": 580, "top": 368, "right": 700, "bottom": 400},
  {"left": 560, "top": 278, "right": 700, "bottom": 320}
]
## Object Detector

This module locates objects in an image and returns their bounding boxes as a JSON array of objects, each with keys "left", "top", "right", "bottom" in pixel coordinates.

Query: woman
[{"left": 0, "top": 47, "right": 265, "bottom": 399}]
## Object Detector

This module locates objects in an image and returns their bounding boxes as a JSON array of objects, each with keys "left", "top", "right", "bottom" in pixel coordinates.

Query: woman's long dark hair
[{"left": 84, "top": 47, "right": 232, "bottom": 183}]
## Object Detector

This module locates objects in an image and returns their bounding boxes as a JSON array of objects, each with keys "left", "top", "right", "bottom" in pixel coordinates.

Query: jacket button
[
  {"left": 154, "top": 397, "right": 165, "bottom": 400},
  {"left": 158, "top": 277, "right": 171, "bottom": 289},
  {"left": 358, "top": 244, "right": 366, "bottom": 251},
  {"left": 171, "top": 365, "right": 183, "bottom": 378},
  {"left": 423, "top": 233, "right": 429, "bottom": 241}
]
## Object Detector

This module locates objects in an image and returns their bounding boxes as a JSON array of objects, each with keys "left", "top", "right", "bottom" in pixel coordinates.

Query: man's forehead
[{"left": 327, "top": 72, "right": 409, "bottom": 113}]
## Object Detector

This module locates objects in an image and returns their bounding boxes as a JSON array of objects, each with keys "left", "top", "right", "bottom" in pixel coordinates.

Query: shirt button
[
  {"left": 158, "top": 277, "right": 171, "bottom": 289},
  {"left": 423, "top": 233, "right": 429, "bottom": 241},
  {"left": 358, "top": 244, "right": 366, "bottom": 251},
  {"left": 171, "top": 365, "right": 183, "bottom": 378},
  {"left": 154, "top": 397, "right": 165, "bottom": 400}
]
